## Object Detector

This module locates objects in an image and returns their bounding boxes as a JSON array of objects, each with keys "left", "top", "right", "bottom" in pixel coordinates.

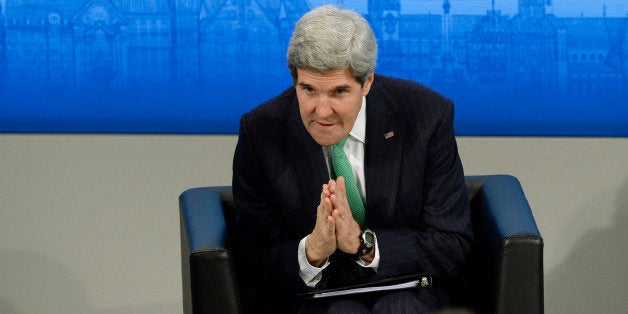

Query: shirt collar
[{"left": 349, "top": 96, "right": 366, "bottom": 144}]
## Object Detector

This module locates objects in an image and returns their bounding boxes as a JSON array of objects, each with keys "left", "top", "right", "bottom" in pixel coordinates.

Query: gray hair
[{"left": 287, "top": 5, "right": 377, "bottom": 85}]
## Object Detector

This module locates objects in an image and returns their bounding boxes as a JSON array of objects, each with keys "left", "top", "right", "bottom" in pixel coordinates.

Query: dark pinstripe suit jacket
[{"left": 233, "top": 74, "right": 473, "bottom": 311}]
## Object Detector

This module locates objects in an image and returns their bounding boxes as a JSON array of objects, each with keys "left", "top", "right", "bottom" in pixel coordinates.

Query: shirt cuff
[
  {"left": 298, "top": 235, "right": 329, "bottom": 287},
  {"left": 356, "top": 233, "right": 380, "bottom": 270}
]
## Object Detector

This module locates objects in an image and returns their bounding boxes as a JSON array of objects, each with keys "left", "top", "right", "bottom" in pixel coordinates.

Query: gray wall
[{"left": 1, "top": 135, "right": 626, "bottom": 313}]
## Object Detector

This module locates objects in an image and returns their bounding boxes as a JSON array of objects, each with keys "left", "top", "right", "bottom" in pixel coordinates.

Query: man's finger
[
  {"left": 328, "top": 179, "right": 336, "bottom": 195},
  {"left": 330, "top": 191, "right": 352, "bottom": 217},
  {"left": 336, "top": 176, "right": 347, "bottom": 196}
]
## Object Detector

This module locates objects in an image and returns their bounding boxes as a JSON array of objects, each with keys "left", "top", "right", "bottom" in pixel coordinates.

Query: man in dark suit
[{"left": 233, "top": 5, "right": 473, "bottom": 313}]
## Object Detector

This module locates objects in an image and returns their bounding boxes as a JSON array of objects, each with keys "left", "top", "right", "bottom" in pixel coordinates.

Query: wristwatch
[{"left": 354, "top": 229, "right": 375, "bottom": 259}]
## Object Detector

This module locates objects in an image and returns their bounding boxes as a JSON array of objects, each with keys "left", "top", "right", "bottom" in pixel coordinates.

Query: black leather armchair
[{"left": 180, "top": 175, "right": 543, "bottom": 313}]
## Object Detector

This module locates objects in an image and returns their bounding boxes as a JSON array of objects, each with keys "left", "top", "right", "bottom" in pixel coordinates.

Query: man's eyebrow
[
  {"left": 296, "top": 82, "right": 353, "bottom": 91},
  {"left": 334, "top": 84, "right": 352, "bottom": 90}
]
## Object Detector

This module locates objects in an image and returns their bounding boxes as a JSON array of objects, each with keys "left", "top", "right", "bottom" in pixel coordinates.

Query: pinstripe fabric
[
  {"left": 299, "top": 290, "right": 438, "bottom": 313},
  {"left": 370, "top": 290, "right": 437, "bottom": 313},
  {"left": 233, "top": 74, "right": 473, "bottom": 313},
  {"left": 326, "top": 299, "right": 371, "bottom": 314}
]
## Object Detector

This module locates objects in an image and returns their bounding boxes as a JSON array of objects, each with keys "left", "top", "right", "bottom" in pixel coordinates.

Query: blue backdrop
[{"left": 1, "top": 0, "right": 626, "bottom": 135}]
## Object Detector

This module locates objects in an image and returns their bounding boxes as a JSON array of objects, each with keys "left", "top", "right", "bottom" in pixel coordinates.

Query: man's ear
[{"left": 362, "top": 74, "right": 375, "bottom": 96}]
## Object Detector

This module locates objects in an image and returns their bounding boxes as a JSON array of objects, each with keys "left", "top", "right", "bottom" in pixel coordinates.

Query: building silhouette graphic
[{"left": 0, "top": 0, "right": 626, "bottom": 134}]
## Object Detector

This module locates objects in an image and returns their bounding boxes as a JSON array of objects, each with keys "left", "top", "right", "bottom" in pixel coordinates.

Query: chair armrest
[
  {"left": 466, "top": 175, "right": 544, "bottom": 314},
  {"left": 180, "top": 187, "right": 240, "bottom": 314}
]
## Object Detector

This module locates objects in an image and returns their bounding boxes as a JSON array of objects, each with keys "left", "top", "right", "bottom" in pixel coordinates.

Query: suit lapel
[
  {"left": 285, "top": 96, "right": 330, "bottom": 231},
  {"left": 364, "top": 81, "right": 404, "bottom": 227}
]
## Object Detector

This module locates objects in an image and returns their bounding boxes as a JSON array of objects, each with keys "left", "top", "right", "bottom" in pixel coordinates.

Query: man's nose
[{"left": 315, "top": 97, "right": 333, "bottom": 118}]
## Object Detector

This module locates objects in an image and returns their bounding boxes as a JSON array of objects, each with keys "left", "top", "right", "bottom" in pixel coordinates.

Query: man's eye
[
  {"left": 335, "top": 89, "right": 346, "bottom": 95},
  {"left": 304, "top": 86, "right": 314, "bottom": 93}
]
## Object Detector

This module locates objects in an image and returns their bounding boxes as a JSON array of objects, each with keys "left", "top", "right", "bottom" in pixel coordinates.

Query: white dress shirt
[{"left": 298, "top": 96, "right": 380, "bottom": 287}]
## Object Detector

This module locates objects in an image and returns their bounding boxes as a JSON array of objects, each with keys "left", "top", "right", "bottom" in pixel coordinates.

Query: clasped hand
[{"left": 305, "top": 176, "right": 362, "bottom": 267}]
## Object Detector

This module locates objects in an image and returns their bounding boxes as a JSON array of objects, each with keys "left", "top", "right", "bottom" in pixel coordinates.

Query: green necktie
[{"left": 332, "top": 136, "right": 366, "bottom": 227}]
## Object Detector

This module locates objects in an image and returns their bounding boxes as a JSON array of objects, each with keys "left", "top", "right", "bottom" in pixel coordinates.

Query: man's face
[{"left": 296, "top": 68, "right": 374, "bottom": 147}]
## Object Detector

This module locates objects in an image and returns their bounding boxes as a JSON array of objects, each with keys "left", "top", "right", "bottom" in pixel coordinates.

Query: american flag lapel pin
[{"left": 384, "top": 131, "right": 395, "bottom": 139}]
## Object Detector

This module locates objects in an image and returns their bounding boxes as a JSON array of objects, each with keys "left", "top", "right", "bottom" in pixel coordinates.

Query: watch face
[{"left": 363, "top": 230, "right": 375, "bottom": 246}]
